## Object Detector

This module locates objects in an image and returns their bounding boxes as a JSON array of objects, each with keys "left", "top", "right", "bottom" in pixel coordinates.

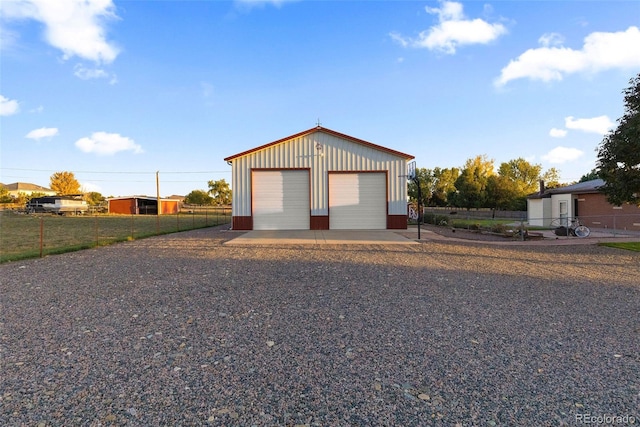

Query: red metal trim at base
[
  {"left": 387, "top": 215, "right": 408, "bottom": 229},
  {"left": 311, "top": 215, "right": 329, "bottom": 230},
  {"left": 232, "top": 216, "right": 253, "bottom": 230}
]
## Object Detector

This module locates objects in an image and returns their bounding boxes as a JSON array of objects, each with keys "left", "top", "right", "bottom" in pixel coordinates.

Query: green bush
[{"left": 423, "top": 212, "right": 435, "bottom": 224}]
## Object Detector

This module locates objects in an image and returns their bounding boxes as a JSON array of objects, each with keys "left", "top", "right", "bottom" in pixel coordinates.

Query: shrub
[
  {"left": 490, "top": 223, "right": 507, "bottom": 234},
  {"left": 436, "top": 215, "right": 449, "bottom": 226}
]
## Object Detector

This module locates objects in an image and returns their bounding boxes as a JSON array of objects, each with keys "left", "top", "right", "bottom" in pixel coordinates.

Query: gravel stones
[{"left": 1, "top": 226, "right": 639, "bottom": 425}]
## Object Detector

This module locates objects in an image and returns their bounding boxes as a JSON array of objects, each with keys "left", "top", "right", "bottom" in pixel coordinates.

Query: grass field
[
  {"left": 599, "top": 242, "right": 640, "bottom": 252},
  {"left": 0, "top": 209, "right": 231, "bottom": 263}
]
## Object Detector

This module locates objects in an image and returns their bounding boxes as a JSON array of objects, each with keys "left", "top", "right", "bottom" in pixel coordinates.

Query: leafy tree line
[
  {"left": 1, "top": 172, "right": 232, "bottom": 208},
  {"left": 409, "top": 156, "right": 561, "bottom": 211},
  {"left": 410, "top": 72, "right": 640, "bottom": 211},
  {"left": 184, "top": 179, "right": 231, "bottom": 206}
]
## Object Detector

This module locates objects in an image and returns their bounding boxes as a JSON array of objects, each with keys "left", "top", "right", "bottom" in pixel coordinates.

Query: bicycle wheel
[{"left": 573, "top": 225, "right": 590, "bottom": 238}]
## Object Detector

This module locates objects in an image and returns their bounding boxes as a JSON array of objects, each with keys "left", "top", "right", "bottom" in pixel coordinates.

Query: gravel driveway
[{"left": 1, "top": 226, "right": 639, "bottom": 426}]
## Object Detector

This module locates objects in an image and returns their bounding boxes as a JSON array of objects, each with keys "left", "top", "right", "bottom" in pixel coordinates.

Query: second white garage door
[
  {"left": 329, "top": 172, "right": 386, "bottom": 229},
  {"left": 253, "top": 170, "right": 310, "bottom": 230}
]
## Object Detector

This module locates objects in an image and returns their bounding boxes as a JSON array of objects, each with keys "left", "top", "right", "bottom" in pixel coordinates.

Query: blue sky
[{"left": 1, "top": 0, "right": 639, "bottom": 197}]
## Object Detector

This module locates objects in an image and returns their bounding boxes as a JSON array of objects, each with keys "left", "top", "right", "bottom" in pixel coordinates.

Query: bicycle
[
  {"left": 408, "top": 206, "right": 419, "bottom": 221},
  {"left": 551, "top": 218, "right": 591, "bottom": 238}
]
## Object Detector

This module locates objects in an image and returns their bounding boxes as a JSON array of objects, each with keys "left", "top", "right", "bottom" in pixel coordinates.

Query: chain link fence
[{"left": 413, "top": 208, "right": 640, "bottom": 239}]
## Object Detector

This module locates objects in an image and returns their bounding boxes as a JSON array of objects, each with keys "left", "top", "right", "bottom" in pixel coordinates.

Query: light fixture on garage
[{"left": 315, "top": 142, "right": 324, "bottom": 157}]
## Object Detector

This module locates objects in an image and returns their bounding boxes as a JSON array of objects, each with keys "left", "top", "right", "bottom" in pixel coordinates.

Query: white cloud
[
  {"left": 74, "top": 63, "right": 108, "bottom": 79},
  {"left": 496, "top": 26, "right": 640, "bottom": 86},
  {"left": 538, "top": 32, "right": 564, "bottom": 47},
  {"left": 26, "top": 127, "right": 59, "bottom": 140},
  {"left": 389, "top": 32, "right": 409, "bottom": 48},
  {"left": 234, "top": 0, "right": 297, "bottom": 10},
  {"left": 75, "top": 132, "right": 143, "bottom": 155},
  {"left": 542, "top": 146, "right": 584, "bottom": 164},
  {"left": 73, "top": 63, "right": 117, "bottom": 83},
  {"left": 1, "top": 0, "right": 120, "bottom": 64},
  {"left": 391, "top": 1, "right": 507, "bottom": 54},
  {"left": 0, "top": 94, "right": 19, "bottom": 116},
  {"left": 565, "top": 115, "right": 614, "bottom": 135},
  {"left": 0, "top": 26, "right": 20, "bottom": 51},
  {"left": 549, "top": 128, "right": 567, "bottom": 138}
]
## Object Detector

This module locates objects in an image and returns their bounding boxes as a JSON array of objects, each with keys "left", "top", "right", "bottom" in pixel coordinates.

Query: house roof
[
  {"left": 1, "top": 182, "right": 55, "bottom": 192},
  {"left": 528, "top": 179, "right": 605, "bottom": 199},
  {"left": 224, "top": 126, "right": 415, "bottom": 162}
]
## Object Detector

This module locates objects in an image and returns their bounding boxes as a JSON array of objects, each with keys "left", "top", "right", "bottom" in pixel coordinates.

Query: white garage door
[
  {"left": 253, "top": 170, "right": 310, "bottom": 230},
  {"left": 329, "top": 173, "right": 386, "bottom": 229}
]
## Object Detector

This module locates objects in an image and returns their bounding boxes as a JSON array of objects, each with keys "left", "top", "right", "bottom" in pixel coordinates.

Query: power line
[
  {"left": 79, "top": 179, "right": 219, "bottom": 183},
  {"left": 0, "top": 167, "right": 230, "bottom": 174}
]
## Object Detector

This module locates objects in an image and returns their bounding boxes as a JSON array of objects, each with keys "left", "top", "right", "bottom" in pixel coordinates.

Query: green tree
[
  {"left": 207, "top": 179, "right": 232, "bottom": 205},
  {"left": 408, "top": 168, "right": 435, "bottom": 206},
  {"left": 497, "top": 158, "right": 542, "bottom": 195},
  {"left": 50, "top": 171, "right": 81, "bottom": 195},
  {"left": 541, "top": 167, "right": 562, "bottom": 189},
  {"left": 486, "top": 175, "right": 520, "bottom": 211},
  {"left": 452, "top": 155, "right": 494, "bottom": 209},
  {"left": 486, "top": 158, "right": 544, "bottom": 211},
  {"left": 184, "top": 189, "right": 214, "bottom": 205},
  {"left": 12, "top": 192, "right": 47, "bottom": 206},
  {"left": 84, "top": 191, "right": 105, "bottom": 206},
  {"left": 597, "top": 73, "right": 640, "bottom": 205},
  {"left": 431, "top": 167, "right": 460, "bottom": 206},
  {"left": 579, "top": 168, "right": 599, "bottom": 183},
  {"left": 0, "top": 186, "right": 13, "bottom": 203}
]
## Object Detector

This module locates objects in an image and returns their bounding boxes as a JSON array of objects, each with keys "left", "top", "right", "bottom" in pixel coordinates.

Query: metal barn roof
[{"left": 224, "top": 126, "right": 414, "bottom": 162}]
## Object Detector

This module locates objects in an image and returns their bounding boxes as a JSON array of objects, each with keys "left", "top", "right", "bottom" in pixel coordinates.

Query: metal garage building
[
  {"left": 224, "top": 126, "right": 414, "bottom": 230},
  {"left": 108, "top": 196, "right": 180, "bottom": 215}
]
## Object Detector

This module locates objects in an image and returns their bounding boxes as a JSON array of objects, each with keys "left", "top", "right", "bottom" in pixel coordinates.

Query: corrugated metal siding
[
  {"left": 109, "top": 198, "right": 135, "bottom": 214},
  {"left": 231, "top": 131, "right": 409, "bottom": 217}
]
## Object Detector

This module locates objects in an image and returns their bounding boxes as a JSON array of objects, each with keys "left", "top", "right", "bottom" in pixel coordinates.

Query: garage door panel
[
  {"left": 253, "top": 171, "right": 309, "bottom": 230},
  {"left": 329, "top": 173, "right": 386, "bottom": 229}
]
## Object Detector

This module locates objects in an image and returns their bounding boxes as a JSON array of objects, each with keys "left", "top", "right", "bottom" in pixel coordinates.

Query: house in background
[
  {"left": 224, "top": 125, "right": 414, "bottom": 231},
  {"left": 527, "top": 179, "right": 640, "bottom": 231},
  {"left": 108, "top": 196, "right": 180, "bottom": 215},
  {"left": 1, "top": 182, "right": 57, "bottom": 198}
]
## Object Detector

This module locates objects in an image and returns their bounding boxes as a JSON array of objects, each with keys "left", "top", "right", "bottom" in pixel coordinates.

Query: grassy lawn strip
[
  {"left": 0, "top": 210, "right": 231, "bottom": 263},
  {"left": 599, "top": 242, "right": 640, "bottom": 252}
]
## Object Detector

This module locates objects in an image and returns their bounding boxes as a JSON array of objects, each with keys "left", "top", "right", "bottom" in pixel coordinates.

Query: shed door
[
  {"left": 329, "top": 173, "right": 386, "bottom": 229},
  {"left": 253, "top": 170, "right": 310, "bottom": 230}
]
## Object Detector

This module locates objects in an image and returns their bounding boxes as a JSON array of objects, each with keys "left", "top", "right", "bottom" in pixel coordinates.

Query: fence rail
[
  {"left": 0, "top": 207, "right": 231, "bottom": 263},
  {"left": 527, "top": 214, "right": 640, "bottom": 236},
  {"left": 422, "top": 207, "right": 527, "bottom": 220},
  {"left": 415, "top": 209, "right": 640, "bottom": 238}
]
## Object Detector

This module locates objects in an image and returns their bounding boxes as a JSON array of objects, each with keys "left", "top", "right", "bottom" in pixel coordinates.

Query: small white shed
[{"left": 224, "top": 126, "right": 414, "bottom": 230}]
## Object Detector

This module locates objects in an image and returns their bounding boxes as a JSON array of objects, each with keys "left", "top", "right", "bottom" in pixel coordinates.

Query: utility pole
[{"left": 156, "top": 171, "right": 160, "bottom": 232}]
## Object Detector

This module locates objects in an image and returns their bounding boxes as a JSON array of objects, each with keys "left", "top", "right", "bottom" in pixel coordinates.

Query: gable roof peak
[{"left": 224, "top": 126, "right": 414, "bottom": 162}]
